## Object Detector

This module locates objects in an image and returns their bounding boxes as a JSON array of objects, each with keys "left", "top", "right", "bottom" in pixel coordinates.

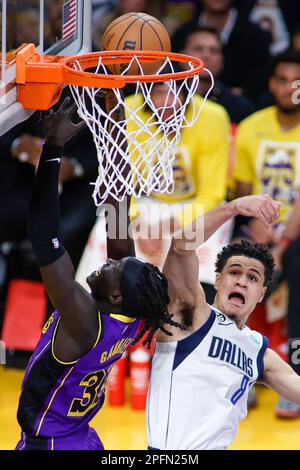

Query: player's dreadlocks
[
  {"left": 131, "top": 263, "right": 187, "bottom": 349},
  {"left": 215, "top": 240, "right": 275, "bottom": 286}
]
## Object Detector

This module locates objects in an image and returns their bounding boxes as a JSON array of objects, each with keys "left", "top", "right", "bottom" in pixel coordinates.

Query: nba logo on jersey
[
  {"left": 52, "top": 238, "right": 60, "bottom": 250},
  {"left": 216, "top": 311, "right": 234, "bottom": 326}
]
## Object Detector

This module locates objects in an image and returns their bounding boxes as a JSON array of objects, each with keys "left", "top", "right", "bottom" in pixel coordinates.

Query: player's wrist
[
  {"left": 45, "top": 136, "right": 65, "bottom": 147},
  {"left": 227, "top": 199, "right": 239, "bottom": 218},
  {"left": 40, "top": 143, "right": 64, "bottom": 162}
]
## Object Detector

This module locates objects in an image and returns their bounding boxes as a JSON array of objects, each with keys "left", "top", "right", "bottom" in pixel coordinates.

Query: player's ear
[
  {"left": 258, "top": 286, "right": 267, "bottom": 303},
  {"left": 214, "top": 272, "right": 221, "bottom": 291}
]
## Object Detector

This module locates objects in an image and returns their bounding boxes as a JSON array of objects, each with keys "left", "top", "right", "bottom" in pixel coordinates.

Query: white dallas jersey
[{"left": 147, "top": 307, "right": 268, "bottom": 450}]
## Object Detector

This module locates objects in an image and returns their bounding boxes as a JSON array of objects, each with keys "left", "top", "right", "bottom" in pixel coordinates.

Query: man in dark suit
[
  {"left": 172, "top": 0, "right": 271, "bottom": 104},
  {"left": 179, "top": 24, "right": 255, "bottom": 124}
]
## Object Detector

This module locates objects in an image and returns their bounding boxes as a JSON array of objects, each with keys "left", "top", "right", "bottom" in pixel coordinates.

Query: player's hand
[
  {"left": 234, "top": 194, "right": 281, "bottom": 230},
  {"left": 43, "top": 97, "right": 86, "bottom": 147}
]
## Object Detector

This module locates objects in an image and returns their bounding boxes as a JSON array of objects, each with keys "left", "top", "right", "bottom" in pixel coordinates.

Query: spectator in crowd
[
  {"left": 234, "top": 50, "right": 300, "bottom": 230},
  {"left": 236, "top": 0, "right": 290, "bottom": 55},
  {"left": 172, "top": 0, "right": 271, "bottom": 103},
  {"left": 180, "top": 25, "right": 254, "bottom": 124},
  {"left": 233, "top": 49, "right": 300, "bottom": 416},
  {"left": 236, "top": 0, "right": 300, "bottom": 49},
  {"left": 291, "top": 24, "right": 300, "bottom": 51}
]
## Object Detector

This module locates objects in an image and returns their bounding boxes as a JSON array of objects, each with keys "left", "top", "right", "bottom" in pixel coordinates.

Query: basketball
[{"left": 102, "top": 12, "right": 171, "bottom": 75}]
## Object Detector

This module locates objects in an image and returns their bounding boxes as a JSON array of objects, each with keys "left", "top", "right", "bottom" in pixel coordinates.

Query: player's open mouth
[{"left": 228, "top": 292, "right": 245, "bottom": 306}]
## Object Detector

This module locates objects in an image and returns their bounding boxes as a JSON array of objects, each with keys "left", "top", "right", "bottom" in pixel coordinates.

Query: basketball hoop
[{"left": 16, "top": 44, "right": 213, "bottom": 205}]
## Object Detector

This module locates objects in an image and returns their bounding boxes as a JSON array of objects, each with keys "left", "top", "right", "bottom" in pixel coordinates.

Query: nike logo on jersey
[{"left": 46, "top": 158, "right": 61, "bottom": 163}]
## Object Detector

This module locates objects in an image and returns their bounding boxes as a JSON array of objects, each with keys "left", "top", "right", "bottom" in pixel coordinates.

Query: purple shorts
[{"left": 15, "top": 426, "right": 104, "bottom": 450}]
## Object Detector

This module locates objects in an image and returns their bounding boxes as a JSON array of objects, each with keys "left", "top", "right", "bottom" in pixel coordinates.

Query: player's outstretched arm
[
  {"left": 262, "top": 348, "right": 300, "bottom": 404},
  {"left": 102, "top": 89, "right": 135, "bottom": 260},
  {"left": 172, "top": 194, "right": 281, "bottom": 254},
  {"left": 163, "top": 195, "right": 281, "bottom": 315},
  {"left": 28, "top": 99, "right": 97, "bottom": 337}
]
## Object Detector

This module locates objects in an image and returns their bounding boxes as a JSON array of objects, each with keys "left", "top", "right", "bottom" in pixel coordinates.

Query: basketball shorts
[{"left": 15, "top": 426, "right": 104, "bottom": 450}]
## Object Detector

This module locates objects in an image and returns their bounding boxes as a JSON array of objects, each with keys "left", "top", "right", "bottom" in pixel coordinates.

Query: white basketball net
[{"left": 69, "top": 55, "right": 213, "bottom": 205}]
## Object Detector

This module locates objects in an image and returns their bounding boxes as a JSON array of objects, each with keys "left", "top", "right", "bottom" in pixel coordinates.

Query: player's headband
[
  {"left": 120, "top": 257, "right": 146, "bottom": 318},
  {"left": 121, "top": 257, "right": 170, "bottom": 318}
]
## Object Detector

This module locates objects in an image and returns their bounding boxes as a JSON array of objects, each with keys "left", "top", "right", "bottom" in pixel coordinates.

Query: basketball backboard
[{"left": 0, "top": 0, "right": 91, "bottom": 136}]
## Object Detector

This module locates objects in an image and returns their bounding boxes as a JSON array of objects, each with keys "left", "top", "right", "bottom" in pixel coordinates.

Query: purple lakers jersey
[{"left": 17, "top": 310, "right": 140, "bottom": 440}]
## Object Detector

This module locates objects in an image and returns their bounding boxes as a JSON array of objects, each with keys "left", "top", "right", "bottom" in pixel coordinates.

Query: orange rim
[
  {"left": 61, "top": 50, "right": 205, "bottom": 88},
  {"left": 16, "top": 44, "right": 205, "bottom": 109}
]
